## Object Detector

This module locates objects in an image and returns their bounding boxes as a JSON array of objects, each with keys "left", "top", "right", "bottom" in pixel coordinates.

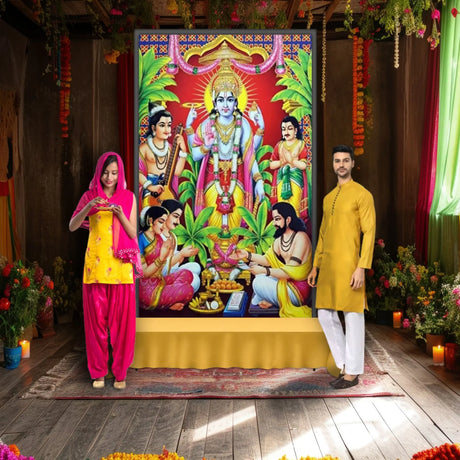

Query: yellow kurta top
[
  {"left": 314, "top": 180, "right": 375, "bottom": 312},
  {"left": 83, "top": 211, "right": 134, "bottom": 284}
]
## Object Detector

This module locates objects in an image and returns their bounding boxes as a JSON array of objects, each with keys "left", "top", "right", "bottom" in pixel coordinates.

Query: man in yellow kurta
[{"left": 308, "top": 145, "right": 375, "bottom": 389}]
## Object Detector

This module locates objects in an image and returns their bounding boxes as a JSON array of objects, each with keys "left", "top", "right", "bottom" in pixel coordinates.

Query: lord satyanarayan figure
[{"left": 185, "top": 54, "right": 265, "bottom": 229}]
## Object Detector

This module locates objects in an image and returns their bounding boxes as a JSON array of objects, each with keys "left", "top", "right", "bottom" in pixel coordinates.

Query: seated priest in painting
[{"left": 232, "top": 202, "right": 312, "bottom": 318}]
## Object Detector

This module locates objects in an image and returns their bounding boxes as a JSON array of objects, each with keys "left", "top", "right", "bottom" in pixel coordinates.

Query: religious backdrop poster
[{"left": 135, "top": 31, "right": 316, "bottom": 318}]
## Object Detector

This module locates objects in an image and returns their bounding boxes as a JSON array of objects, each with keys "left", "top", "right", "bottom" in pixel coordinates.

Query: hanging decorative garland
[
  {"left": 352, "top": 30, "right": 373, "bottom": 156},
  {"left": 352, "top": 31, "right": 365, "bottom": 155},
  {"left": 58, "top": 35, "right": 71, "bottom": 139},
  {"left": 321, "top": 13, "right": 327, "bottom": 103}
]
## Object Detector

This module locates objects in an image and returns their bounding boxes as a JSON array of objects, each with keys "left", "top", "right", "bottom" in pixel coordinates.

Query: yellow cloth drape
[
  {"left": 132, "top": 318, "right": 339, "bottom": 376},
  {"left": 265, "top": 246, "right": 312, "bottom": 318}
]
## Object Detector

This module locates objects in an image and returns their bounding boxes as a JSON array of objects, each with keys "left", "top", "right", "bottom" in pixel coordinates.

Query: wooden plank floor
[{"left": 1, "top": 321, "right": 459, "bottom": 460}]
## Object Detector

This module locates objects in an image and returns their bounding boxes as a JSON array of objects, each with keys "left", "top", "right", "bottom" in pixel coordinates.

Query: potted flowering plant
[
  {"left": 443, "top": 273, "right": 460, "bottom": 345},
  {"left": 366, "top": 239, "right": 405, "bottom": 323},
  {"left": 0, "top": 258, "right": 40, "bottom": 351},
  {"left": 32, "top": 261, "right": 56, "bottom": 337}
]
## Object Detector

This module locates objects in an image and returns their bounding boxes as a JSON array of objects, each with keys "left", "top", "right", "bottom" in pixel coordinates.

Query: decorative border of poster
[{"left": 135, "top": 31, "right": 316, "bottom": 318}]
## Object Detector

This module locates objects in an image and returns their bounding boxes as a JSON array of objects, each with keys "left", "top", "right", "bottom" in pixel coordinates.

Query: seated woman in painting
[
  {"left": 269, "top": 116, "right": 311, "bottom": 230},
  {"left": 138, "top": 205, "right": 194, "bottom": 311},
  {"left": 185, "top": 58, "right": 265, "bottom": 229}
]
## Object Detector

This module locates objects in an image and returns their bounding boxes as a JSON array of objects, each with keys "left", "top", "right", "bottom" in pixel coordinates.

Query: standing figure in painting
[
  {"left": 270, "top": 116, "right": 311, "bottom": 230},
  {"left": 232, "top": 202, "right": 312, "bottom": 318},
  {"left": 139, "top": 103, "right": 189, "bottom": 208},
  {"left": 138, "top": 205, "right": 194, "bottom": 312},
  {"left": 307, "top": 145, "right": 376, "bottom": 389},
  {"left": 185, "top": 59, "right": 265, "bottom": 229},
  {"left": 160, "top": 199, "right": 201, "bottom": 293},
  {"left": 69, "top": 152, "right": 142, "bottom": 390}
]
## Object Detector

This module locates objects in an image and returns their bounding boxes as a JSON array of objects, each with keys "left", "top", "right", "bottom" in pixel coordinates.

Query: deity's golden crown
[
  {"left": 199, "top": 42, "right": 250, "bottom": 100},
  {"left": 211, "top": 61, "right": 241, "bottom": 99}
]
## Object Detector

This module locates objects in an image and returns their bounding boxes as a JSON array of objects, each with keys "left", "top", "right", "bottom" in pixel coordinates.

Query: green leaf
[
  {"left": 284, "top": 57, "right": 309, "bottom": 87},
  {"left": 183, "top": 203, "right": 196, "bottom": 229},
  {"left": 271, "top": 89, "right": 309, "bottom": 106},
  {"left": 237, "top": 207, "right": 258, "bottom": 233},
  {"left": 194, "top": 207, "right": 215, "bottom": 228}
]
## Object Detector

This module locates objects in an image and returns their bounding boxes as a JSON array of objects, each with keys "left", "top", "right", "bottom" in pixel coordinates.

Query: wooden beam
[
  {"left": 325, "top": 0, "right": 343, "bottom": 23},
  {"left": 88, "top": 0, "right": 111, "bottom": 26},
  {"left": 8, "top": 0, "right": 39, "bottom": 24},
  {"left": 285, "top": 0, "right": 303, "bottom": 28}
]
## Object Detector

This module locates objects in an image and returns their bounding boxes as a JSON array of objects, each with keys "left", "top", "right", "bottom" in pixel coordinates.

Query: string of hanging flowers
[
  {"left": 352, "top": 31, "right": 365, "bottom": 155},
  {"left": 321, "top": 13, "right": 327, "bottom": 103},
  {"left": 58, "top": 34, "right": 71, "bottom": 139},
  {"left": 351, "top": 26, "right": 373, "bottom": 156}
]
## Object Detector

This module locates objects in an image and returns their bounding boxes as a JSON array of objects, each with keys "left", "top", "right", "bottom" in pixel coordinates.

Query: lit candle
[
  {"left": 19, "top": 340, "right": 30, "bottom": 358},
  {"left": 392, "top": 311, "right": 402, "bottom": 328},
  {"left": 432, "top": 345, "right": 444, "bottom": 365}
]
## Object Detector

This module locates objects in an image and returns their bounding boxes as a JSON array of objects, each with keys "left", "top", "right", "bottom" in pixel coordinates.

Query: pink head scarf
[{"left": 71, "top": 152, "right": 143, "bottom": 278}]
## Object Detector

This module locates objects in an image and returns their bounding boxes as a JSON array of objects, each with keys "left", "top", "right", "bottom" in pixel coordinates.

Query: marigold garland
[
  {"left": 102, "top": 447, "right": 185, "bottom": 460},
  {"left": 58, "top": 34, "right": 71, "bottom": 139},
  {"left": 352, "top": 31, "right": 365, "bottom": 155},
  {"left": 411, "top": 443, "right": 460, "bottom": 460},
  {"left": 321, "top": 13, "right": 327, "bottom": 103}
]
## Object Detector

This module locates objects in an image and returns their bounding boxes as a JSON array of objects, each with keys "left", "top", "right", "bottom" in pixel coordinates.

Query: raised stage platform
[{"left": 132, "top": 317, "right": 339, "bottom": 376}]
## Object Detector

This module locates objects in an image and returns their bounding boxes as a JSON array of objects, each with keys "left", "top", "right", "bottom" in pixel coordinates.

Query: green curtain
[{"left": 428, "top": 0, "right": 460, "bottom": 274}]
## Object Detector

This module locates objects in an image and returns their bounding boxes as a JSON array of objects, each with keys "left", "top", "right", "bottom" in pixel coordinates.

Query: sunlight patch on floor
[{"left": 192, "top": 405, "right": 256, "bottom": 442}]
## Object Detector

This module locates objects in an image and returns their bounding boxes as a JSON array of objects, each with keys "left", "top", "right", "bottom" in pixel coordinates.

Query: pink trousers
[{"left": 82, "top": 283, "right": 136, "bottom": 381}]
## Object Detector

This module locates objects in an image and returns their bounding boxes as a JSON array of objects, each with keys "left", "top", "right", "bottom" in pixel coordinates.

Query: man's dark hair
[
  {"left": 332, "top": 144, "right": 354, "bottom": 161},
  {"left": 272, "top": 202, "right": 307, "bottom": 233},
  {"left": 161, "top": 199, "right": 184, "bottom": 214},
  {"left": 281, "top": 116, "right": 303, "bottom": 140}
]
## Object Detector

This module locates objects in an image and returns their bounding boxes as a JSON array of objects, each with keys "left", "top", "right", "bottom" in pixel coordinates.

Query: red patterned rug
[{"left": 21, "top": 343, "right": 403, "bottom": 399}]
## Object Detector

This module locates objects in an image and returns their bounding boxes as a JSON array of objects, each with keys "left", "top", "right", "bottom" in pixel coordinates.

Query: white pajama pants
[{"left": 317, "top": 309, "right": 365, "bottom": 375}]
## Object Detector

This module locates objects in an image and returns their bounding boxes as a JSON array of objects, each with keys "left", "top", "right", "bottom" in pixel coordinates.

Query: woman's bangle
[
  {"left": 265, "top": 266, "right": 271, "bottom": 276},
  {"left": 179, "top": 150, "right": 187, "bottom": 158},
  {"left": 200, "top": 145, "right": 210, "bottom": 154},
  {"left": 253, "top": 172, "right": 262, "bottom": 182},
  {"left": 247, "top": 252, "right": 252, "bottom": 263},
  {"left": 256, "top": 128, "right": 265, "bottom": 136},
  {"left": 185, "top": 126, "right": 194, "bottom": 135}
]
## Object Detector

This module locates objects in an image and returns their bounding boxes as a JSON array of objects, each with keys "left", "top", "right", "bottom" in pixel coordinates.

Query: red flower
[
  {"left": 452, "top": 8, "right": 458, "bottom": 18},
  {"left": 367, "top": 268, "right": 375, "bottom": 277},
  {"left": 0, "top": 297, "right": 10, "bottom": 311},
  {"left": 384, "top": 279, "right": 390, "bottom": 289},
  {"left": 21, "top": 277, "right": 31, "bottom": 288},
  {"left": 377, "top": 238, "right": 385, "bottom": 248},
  {"left": 2, "top": 263, "right": 13, "bottom": 277}
]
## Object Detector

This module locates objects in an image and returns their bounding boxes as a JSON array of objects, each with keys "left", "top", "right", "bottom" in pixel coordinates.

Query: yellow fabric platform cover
[{"left": 132, "top": 317, "right": 339, "bottom": 376}]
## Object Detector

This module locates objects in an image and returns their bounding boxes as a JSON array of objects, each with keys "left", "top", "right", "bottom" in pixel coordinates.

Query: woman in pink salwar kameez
[
  {"left": 138, "top": 206, "right": 194, "bottom": 311},
  {"left": 69, "top": 152, "right": 142, "bottom": 390}
]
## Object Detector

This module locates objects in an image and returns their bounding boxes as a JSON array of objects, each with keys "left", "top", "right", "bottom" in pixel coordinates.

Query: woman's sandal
[
  {"left": 113, "top": 380, "right": 126, "bottom": 390},
  {"left": 92, "top": 378, "right": 105, "bottom": 389}
]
